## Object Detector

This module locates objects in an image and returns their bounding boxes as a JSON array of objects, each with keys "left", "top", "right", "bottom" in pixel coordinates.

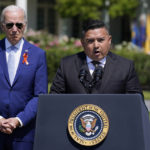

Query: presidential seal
[{"left": 68, "top": 104, "right": 109, "bottom": 146}]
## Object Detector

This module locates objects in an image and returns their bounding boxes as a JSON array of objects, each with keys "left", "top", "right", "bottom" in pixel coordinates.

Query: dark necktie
[
  {"left": 91, "top": 60, "right": 100, "bottom": 68},
  {"left": 91, "top": 60, "right": 103, "bottom": 79}
]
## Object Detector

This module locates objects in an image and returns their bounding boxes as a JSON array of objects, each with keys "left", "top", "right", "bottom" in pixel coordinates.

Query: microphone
[
  {"left": 79, "top": 66, "right": 103, "bottom": 93},
  {"left": 79, "top": 68, "right": 90, "bottom": 92},
  {"left": 93, "top": 66, "right": 103, "bottom": 82},
  {"left": 79, "top": 69, "right": 87, "bottom": 83}
]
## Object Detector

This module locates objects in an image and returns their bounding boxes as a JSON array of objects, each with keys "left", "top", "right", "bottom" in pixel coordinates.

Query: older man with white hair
[{"left": 0, "top": 5, "right": 48, "bottom": 150}]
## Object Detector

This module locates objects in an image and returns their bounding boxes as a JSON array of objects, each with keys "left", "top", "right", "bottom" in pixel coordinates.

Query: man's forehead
[
  {"left": 4, "top": 10, "right": 25, "bottom": 21},
  {"left": 84, "top": 28, "right": 109, "bottom": 38},
  {"left": 5, "top": 10, "right": 24, "bottom": 17}
]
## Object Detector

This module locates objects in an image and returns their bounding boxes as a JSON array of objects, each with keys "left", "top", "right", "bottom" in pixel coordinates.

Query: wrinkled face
[
  {"left": 1, "top": 9, "right": 26, "bottom": 45},
  {"left": 81, "top": 28, "right": 112, "bottom": 61}
]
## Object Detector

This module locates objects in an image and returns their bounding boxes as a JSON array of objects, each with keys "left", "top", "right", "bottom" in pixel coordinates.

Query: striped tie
[{"left": 91, "top": 60, "right": 103, "bottom": 78}]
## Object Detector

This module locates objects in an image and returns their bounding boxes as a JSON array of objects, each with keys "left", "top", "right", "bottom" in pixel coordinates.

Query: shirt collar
[
  {"left": 86, "top": 56, "right": 107, "bottom": 66},
  {"left": 5, "top": 38, "right": 24, "bottom": 51}
]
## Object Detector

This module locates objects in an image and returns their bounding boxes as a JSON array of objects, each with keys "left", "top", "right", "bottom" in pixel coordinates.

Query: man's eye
[
  {"left": 97, "top": 38, "right": 104, "bottom": 42},
  {"left": 86, "top": 39, "right": 94, "bottom": 43}
]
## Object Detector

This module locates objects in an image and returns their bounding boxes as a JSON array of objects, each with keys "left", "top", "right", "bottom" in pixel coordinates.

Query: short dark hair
[
  {"left": 81, "top": 19, "right": 108, "bottom": 38},
  {"left": 82, "top": 20, "right": 107, "bottom": 32}
]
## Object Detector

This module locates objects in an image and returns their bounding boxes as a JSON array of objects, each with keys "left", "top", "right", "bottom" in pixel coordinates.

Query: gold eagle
[{"left": 80, "top": 118, "right": 97, "bottom": 132}]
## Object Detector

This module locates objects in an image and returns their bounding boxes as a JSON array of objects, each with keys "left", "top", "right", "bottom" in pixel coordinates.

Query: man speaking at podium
[{"left": 50, "top": 19, "right": 142, "bottom": 95}]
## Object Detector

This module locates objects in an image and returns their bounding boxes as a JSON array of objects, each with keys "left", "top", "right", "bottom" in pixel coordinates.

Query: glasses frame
[{"left": 3, "top": 22, "right": 25, "bottom": 29}]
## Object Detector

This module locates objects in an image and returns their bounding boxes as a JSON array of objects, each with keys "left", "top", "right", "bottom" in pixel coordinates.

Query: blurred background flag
[
  {"left": 131, "top": 21, "right": 140, "bottom": 47},
  {"left": 145, "top": 14, "right": 150, "bottom": 54},
  {"left": 139, "top": 14, "right": 146, "bottom": 48}
]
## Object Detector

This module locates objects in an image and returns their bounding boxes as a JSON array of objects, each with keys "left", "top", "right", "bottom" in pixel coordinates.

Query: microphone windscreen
[{"left": 79, "top": 67, "right": 87, "bottom": 82}]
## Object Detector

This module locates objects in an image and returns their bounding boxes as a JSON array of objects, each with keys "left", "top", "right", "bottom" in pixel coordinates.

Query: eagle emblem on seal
[{"left": 79, "top": 114, "right": 99, "bottom": 136}]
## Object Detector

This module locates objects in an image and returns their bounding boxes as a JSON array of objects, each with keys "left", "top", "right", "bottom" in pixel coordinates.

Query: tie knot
[
  {"left": 91, "top": 61, "right": 100, "bottom": 68},
  {"left": 10, "top": 46, "right": 16, "bottom": 51}
]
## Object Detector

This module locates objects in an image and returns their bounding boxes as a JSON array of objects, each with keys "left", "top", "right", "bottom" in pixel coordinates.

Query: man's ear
[
  {"left": 108, "top": 35, "right": 112, "bottom": 45},
  {"left": 23, "top": 23, "right": 28, "bottom": 33},
  {"left": 80, "top": 38, "right": 84, "bottom": 47}
]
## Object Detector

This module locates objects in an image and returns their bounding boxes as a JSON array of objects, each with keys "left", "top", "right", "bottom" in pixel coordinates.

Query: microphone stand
[
  {"left": 91, "top": 66, "right": 103, "bottom": 86},
  {"left": 79, "top": 66, "right": 103, "bottom": 93}
]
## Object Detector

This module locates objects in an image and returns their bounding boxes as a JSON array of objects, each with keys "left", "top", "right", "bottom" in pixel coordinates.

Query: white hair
[{"left": 0, "top": 5, "right": 27, "bottom": 23}]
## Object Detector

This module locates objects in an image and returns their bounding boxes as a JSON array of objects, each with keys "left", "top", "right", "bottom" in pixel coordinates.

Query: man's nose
[
  {"left": 94, "top": 40, "right": 99, "bottom": 48},
  {"left": 12, "top": 24, "right": 18, "bottom": 31}
]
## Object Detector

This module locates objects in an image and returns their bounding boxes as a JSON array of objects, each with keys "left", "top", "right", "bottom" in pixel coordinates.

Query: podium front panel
[{"left": 34, "top": 94, "right": 150, "bottom": 150}]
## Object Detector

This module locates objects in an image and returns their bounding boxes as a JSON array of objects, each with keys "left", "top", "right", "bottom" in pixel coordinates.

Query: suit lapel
[
  {"left": 0, "top": 39, "right": 10, "bottom": 84},
  {"left": 12, "top": 40, "right": 30, "bottom": 86},
  {"left": 75, "top": 52, "right": 92, "bottom": 82},
  {"left": 73, "top": 52, "right": 92, "bottom": 93},
  {"left": 101, "top": 52, "right": 116, "bottom": 92}
]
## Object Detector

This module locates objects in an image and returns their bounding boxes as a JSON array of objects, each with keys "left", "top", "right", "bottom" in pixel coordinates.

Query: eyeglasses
[{"left": 4, "top": 22, "right": 24, "bottom": 29}]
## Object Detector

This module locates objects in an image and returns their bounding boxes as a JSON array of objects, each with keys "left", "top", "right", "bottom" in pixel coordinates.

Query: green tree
[
  {"left": 109, "top": 0, "right": 139, "bottom": 18},
  {"left": 55, "top": 0, "right": 139, "bottom": 20}
]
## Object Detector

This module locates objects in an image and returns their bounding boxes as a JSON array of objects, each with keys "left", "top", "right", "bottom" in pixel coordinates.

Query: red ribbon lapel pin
[{"left": 22, "top": 50, "right": 29, "bottom": 65}]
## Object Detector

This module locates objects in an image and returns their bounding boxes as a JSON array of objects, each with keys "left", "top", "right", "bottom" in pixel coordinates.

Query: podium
[{"left": 33, "top": 94, "right": 150, "bottom": 150}]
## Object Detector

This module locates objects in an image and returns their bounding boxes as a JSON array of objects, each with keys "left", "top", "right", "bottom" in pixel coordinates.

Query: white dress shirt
[
  {"left": 5, "top": 38, "right": 24, "bottom": 75},
  {"left": 86, "top": 56, "right": 106, "bottom": 75}
]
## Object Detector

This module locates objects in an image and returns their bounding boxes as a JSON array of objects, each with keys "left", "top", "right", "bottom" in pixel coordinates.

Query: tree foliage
[
  {"left": 55, "top": 0, "right": 139, "bottom": 20},
  {"left": 109, "top": 0, "right": 139, "bottom": 18}
]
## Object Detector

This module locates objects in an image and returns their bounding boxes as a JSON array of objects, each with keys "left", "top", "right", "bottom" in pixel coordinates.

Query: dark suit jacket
[
  {"left": 0, "top": 38, "right": 48, "bottom": 143},
  {"left": 50, "top": 51, "right": 142, "bottom": 94}
]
